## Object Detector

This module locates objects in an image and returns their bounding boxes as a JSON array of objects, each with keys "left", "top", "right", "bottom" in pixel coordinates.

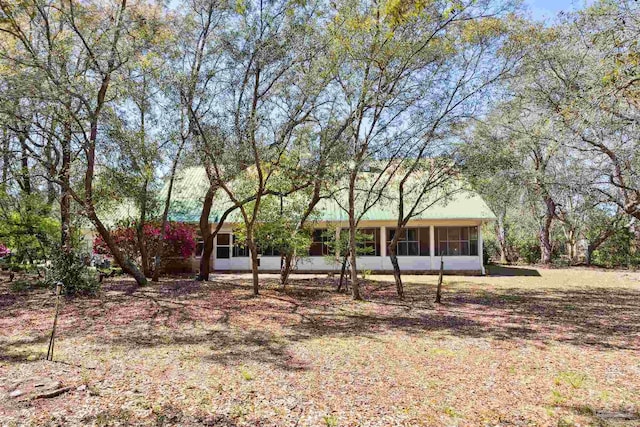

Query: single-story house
[{"left": 105, "top": 166, "right": 496, "bottom": 275}]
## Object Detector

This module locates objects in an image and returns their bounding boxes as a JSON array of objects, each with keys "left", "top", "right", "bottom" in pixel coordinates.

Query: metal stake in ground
[
  {"left": 435, "top": 255, "right": 444, "bottom": 304},
  {"left": 46, "top": 282, "right": 63, "bottom": 361}
]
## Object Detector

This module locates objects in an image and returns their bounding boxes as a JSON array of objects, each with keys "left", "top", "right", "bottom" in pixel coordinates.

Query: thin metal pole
[
  {"left": 46, "top": 282, "right": 63, "bottom": 361},
  {"left": 435, "top": 255, "right": 444, "bottom": 304}
]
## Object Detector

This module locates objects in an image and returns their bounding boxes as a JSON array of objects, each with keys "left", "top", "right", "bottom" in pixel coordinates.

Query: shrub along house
[{"left": 146, "top": 167, "right": 496, "bottom": 275}]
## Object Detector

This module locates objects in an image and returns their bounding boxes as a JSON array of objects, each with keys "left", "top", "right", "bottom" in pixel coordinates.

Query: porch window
[
  {"left": 359, "top": 228, "right": 380, "bottom": 256},
  {"left": 216, "top": 233, "right": 231, "bottom": 259},
  {"left": 232, "top": 234, "right": 279, "bottom": 256},
  {"left": 233, "top": 234, "right": 249, "bottom": 257},
  {"left": 386, "top": 228, "right": 430, "bottom": 256},
  {"left": 260, "top": 244, "right": 280, "bottom": 256},
  {"left": 435, "top": 226, "right": 478, "bottom": 256},
  {"left": 339, "top": 228, "right": 381, "bottom": 256},
  {"left": 309, "top": 229, "right": 331, "bottom": 256}
]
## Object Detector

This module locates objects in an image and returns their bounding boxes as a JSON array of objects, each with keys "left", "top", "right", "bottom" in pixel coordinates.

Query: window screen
[
  {"left": 387, "top": 228, "right": 430, "bottom": 256},
  {"left": 434, "top": 227, "right": 478, "bottom": 256}
]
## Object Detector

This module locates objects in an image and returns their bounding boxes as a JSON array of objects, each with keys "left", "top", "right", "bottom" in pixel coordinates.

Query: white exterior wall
[
  {"left": 197, "top": 220, "right": 486, "bottom": 273},
  {"left": 213, "top": 255, "right": 481, "bottom": 271}
]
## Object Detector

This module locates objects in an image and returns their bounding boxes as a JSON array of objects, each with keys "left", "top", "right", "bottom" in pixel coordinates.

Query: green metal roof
[{"left": 101, "top": 166, "right": 496, "bottom": 226}]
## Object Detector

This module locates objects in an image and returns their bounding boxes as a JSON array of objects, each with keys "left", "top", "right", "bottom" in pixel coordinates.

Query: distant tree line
[{"left": 460, "top": 1, "right": 640, "bottom": 268}]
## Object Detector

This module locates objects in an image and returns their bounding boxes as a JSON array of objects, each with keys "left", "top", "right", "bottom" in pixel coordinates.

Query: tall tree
[
  {"left": 325, "top": 0, "right": 519, "bottom": 298},
  {"left": 0, "top": 0, "right": 167, "bottom": 285},
  {"left": 190, "top": 0, "right": 334, "bottom": 294}
]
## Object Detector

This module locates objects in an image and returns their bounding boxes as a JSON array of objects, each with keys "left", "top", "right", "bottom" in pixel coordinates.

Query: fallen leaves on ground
[{"left": 0, "top": 267, "right": 639, "bottom": 426}]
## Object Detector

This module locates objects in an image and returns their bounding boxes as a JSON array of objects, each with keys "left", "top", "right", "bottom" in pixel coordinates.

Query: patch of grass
[
  {"left": 87, "top": 384, "right": 101, "bottom": 396},
  {"left": 555, "top": 371, "right": 587, "bottom": 389},
  {"left": 573, "top": 405, "right": 595, "bottom": 416},
  {"left": 498, "top": 294, "right": 525, "bottom": 302},
  {"left": 598, "top": 390, "right": 612, "bottom": 402},
  {"left": 240, "top": 367, "right": 254, "bottom": 381},
  {"left": 9, "top": 279, "right": 31, "bottom": 292},
  {"left": 322, "top": 414, "right": 338, "bottom": 427},
  {"left": 93, "top": 409, "right": 132, "bottom": 427},
  {"left": 551, "top": 390, "right": 566, "bottom": 405},
  {"left": 557, "top": 417, "right": 576, "bottom": 427},
  {"left": 153, "top": 404, "right": 183, "bottom": 426},
  {"left": 427, "top": 347, "right": 456, "bottom": 357},
  {"left": 80, "top": 368, "right": 92, "bottom": 385},
  {"left": 443, "top": 406, "right": 461, "bottom": 418},
  {"left": 229, "top": 404, "right": 250, "bottom": 419}
]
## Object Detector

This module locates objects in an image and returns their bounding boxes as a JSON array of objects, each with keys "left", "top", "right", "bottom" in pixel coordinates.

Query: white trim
[
  {"left": 429, "top": 225, "right": 435, "bottom": 270},
  {"left": 478, "top": 221, "right": 485, "bottom": 275}
]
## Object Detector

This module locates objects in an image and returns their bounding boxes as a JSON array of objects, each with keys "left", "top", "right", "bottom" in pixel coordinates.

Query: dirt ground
[{"left": 1, "top": 266, "right": 639, "bottom": 426}]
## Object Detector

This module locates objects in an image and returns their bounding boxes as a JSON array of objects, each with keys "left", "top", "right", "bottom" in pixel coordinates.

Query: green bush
[
  {"left": 9, "top": 279, "right": 32, "bottom": 293},
  {"left": 9, "top": 278, "right": 49, "bottom": 293},
  {"left": 513, "top": 239, "right": 541, "bottom": 264},
  {"left": 592, "top": 227, "right": 640, "bottom": 268},
  {"left": 482, "top": 237, "right": 500, "bottom": 264},
  {"left": 46, "top": 249, "right": 100, "bottom": 296}
]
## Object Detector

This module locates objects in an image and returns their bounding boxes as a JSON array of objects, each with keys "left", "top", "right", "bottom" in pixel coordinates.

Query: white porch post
[
  {"left": 478, "top": 222, "right": 485, "bottom": 275},
  {"left": 335, "top": 227, "right": 341, "bottom": 271},
  {"left": 429, "top": 225, "right": 435, "bottom": 271},
  {"left": 380, "top": 226, "right": 386, "bottom": 272}
]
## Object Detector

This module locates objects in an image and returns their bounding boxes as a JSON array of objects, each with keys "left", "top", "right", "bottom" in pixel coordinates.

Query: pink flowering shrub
[
  {"left": 0, "top": 243, "right": 10, "bottom": 258},
  {"left": 93, "top": 222, "right": 196, "bottom": 272}
]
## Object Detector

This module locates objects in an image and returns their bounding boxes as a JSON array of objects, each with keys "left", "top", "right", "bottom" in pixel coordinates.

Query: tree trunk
[
  {"left": 19, "top": 132, "right": 31, "bottom": 195},
  {"left": 60, "top": 118, "right": 72, "bottom": 254},
  {"left": 198, "top": 238, "right": 214, "bottom": 281},
  {"left": 586, "top": 225, "right": 617, "bottom": 266},
  {"left": 348, "top": 228, "right": 360, "bottom": 300},
  {"left": 87, "top": 206, "right": 147, "bottom": 286},
  {"left": 348, "top": 171, "right": 361, "bottom": 300},
  {"left": 280, "top": 182, "right": 321, "bottom": 288},
  {"left": 196, "top": 186, "right": 216, "bottom": 281},
  {"left": 496, "top": 212, "right": 507, "bottom": 264},
  {"left": 540, "top": 197, "right": 555, "bottom": 264},
  {"left": 45, "top": 143, "right": 57, "bottom": 206},
  {"left": 280, "top": 252, "right": 294, "bottom": 287},
  {"left": 540, "top": 224, "right": 552, "bottom": 265},
  {"left": 566, "top": 228, "right": 577, "bottom": 264},
  {"left": 152, "top": 142, "right": 184, "bottom": 282},
  {"left": 631, "top": 224, "right": 640, "bottom": 259},
  {"left": 247, "top": 230, "right": 259, "bottom": 296},
  {"left": 1, "top": 128, "right": 8, "bottom": 187},
  {"left": 337, "top": 254, "right": 348, "bottom": 292},
  {"left": 389, "top": 248, "right": 403, "bottom": 299},
  {"left": 137, "top": 178, "right": 151, "bottom": 277},
  {"left": 435, "top": 256, "right": 444, "bottom": 303}
]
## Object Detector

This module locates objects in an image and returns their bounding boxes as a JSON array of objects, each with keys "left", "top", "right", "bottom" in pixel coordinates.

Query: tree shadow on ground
[
  {"left": 558, "top": 404, "right": 640, "bottom": 426},
  {"left": 364, "top": 279, "right": 640, "bottom": 350},
  {"left": 486, "top": 264, "right": 541, "bottom": 276},
  {"left": 82, "top": 404, "right": 282, "bottom": 427},
  {"left": 1, "top": 276, "right": 639, "bottom": 371},
  {"left": 0, "top": 334, "right": 49, "bottom": 363}
]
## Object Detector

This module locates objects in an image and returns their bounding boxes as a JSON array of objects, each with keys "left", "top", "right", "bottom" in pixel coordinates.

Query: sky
[{"left": 525, "top": 0, "right": 594, "bottom": 21}]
